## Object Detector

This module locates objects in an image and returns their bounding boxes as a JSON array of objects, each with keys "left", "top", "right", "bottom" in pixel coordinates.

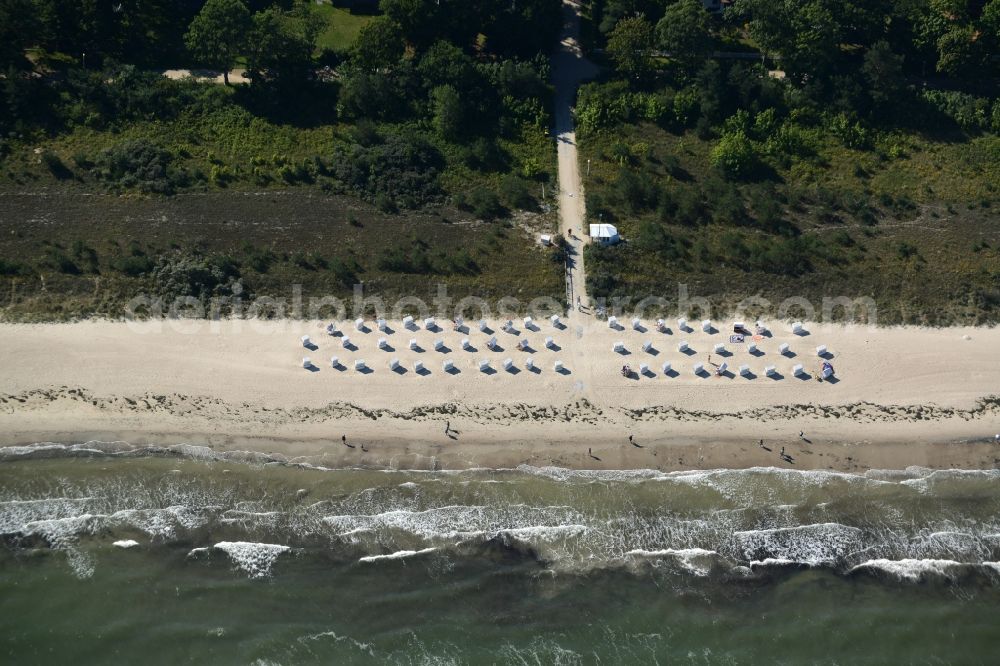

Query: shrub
[
  {"left": 499, "top": 175, "right": 534, "bottom": 210},
  {"left": 94, "top": 139, "right": 174, "bottom": 194},
  {"left": 461, "top": 187, "right": 505, "bottom": 220},
  {"left": 111, "top": 255, "right": 155, "bottom": 276},
  {"left": 332, "top": 133, "right": 444, "bottom": 208},
  {"left": 711, "top": 130, "right": 760, "bottom": 179}
]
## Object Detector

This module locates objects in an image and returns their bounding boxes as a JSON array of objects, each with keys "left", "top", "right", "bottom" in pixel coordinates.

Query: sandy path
[{"left": 552, "top": 0, "right": 599, "bottom": 310}]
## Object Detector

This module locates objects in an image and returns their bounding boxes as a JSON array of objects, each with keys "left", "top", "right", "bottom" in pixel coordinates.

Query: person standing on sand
[
  {"left": 759, "top": 439, "right": 764, "bottom": 449},
  {"left": 799, "top": 431, "right": 805, "bottom": 439},
  {"left": 628, "top": 434, "right": 633, "bottom": 445},
  {"left": 781, "top": 446, "right": 785, "bottom": 457},
  {"left": 445, "top": 421, "right": 451, "bottom": 435},
  {"left": 342, "top": 434, "right": 347, "bottom": 446}
]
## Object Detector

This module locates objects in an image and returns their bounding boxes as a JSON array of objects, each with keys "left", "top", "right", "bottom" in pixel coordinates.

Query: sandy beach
[{"left": 0, "top": 316, "right": 998, "bottom": 472}]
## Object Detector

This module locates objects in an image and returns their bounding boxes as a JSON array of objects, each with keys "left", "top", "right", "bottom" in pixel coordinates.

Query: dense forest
[
  {"left": 0, "top": 0, "right": 567, "bottom": 319},
  {"left": 579, "top": 0, "right": 1000, "bottom": 324}
]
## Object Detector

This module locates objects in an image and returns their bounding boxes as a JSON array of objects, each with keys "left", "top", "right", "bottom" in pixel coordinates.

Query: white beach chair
[
  {"left": 433, "top": 339, "right": 444, "bottom": 351},
  {"left": 545, "top": 336, "right": 554, "bottom": 349},
  {"left": 354, "top": 359, "right": 366, "bottom": 371},
  {"left": 553, "top": 360, "right": 564, "bottom": 372},
  {"left": 302, "top": 357, "right": 311, "bottom": 368},
  {"left": 550, "top": 314, "right": 560, "bottom": 327},
  {"left": 330, "top": 356, "right": 339, "bottom": 368},
  {"left": 301, "top": 335, "right": 311, "bottom": 347},
  {"left": 779, "top": 342, "right": 790, "bottom": 355},
  {"left": 642, "top": 341, "right": 652, "bottom": 353},
  {"left": 414, "top": 360, "right": 425, "bottom": 373},
  {"left": 639, "top": 363, "right": 649, "bottom": 375},
  {"left": 479, "top": 359, "right": 491, "bottom": 372},
  {"left": 662, "top": 361, "right": 672, "bottom": 374},
  {"left": 377, "top": 318, "right": 387, "bottom": 331},
  {"left": 503, "top": 358, "right": 513, "bottom": 370},
  {"left": 613, "top": 341, "right": 625, "bottom": 353},
  {"left": 792, "top": 363, "right": 804, "bottom": 376},
  {"left": 403, "top": 315, "right": 415, "bottom": 329},
  {"left": 656, "top": 318, "right": 665, "bottom": 331},
  {"left": 355, "top": 318, "right": 364, "bottom": 331},
  {"left": 325, "top": 323, "right": 336, "bottom": 335},
  {"left": 342, "top": 336, "right": 352, "bottom": 348},
  {"left": 409, "top": 338, "right": 418, "bottom": 350},
  {"left": 487, "top": 336, "right": 497, "bottom": 349},
  {"left": 748, "top": 342, "right": 758, "bottom": 354},
  {"left": 478, "top": 319, "right": 488, "bottom": 332},
  {"left": 424, "top": 317, "right": 435, "bottom": 330},
  {"left": 791, "top": 321, "right": 804, "bottom": 334},
  {"left": 765, "top": 365, "right": 777, "bottom": 377},
  {"left": 678, "top": 340, "right": 689, "bottom": 352},
  {"left": 608, "top": 316, "right": 618, "bottom": 328},
  {"left": 693, "top": 362, "right": 704, "bottom": 375},
  {"left": 701, "top": 319, "right": 712, "bottom": 332},
  {"left": 632, "top": 317, "right": 641, "bottom": 330},
  {"left": 739, "top": 364, "right": 751, "bottom": 376},
  {"left": 714, "top": 343, "right": 725, "bottom": 354},
  {"left": 378, "top": 337, "right": 388, "bottom": 349},
  {"left": 525, "top": 357, "right": 535, "bottom": 370},
  {"left": 816, "top": 345, "right": 827, "bottom": 356},
  {"left": 677, "top": 317, "right": 687, "bottom": 331},
  {"left": 442, "top": 359, "right": 454, "bottom": 372},
  {"left": 461, "top": 338, "right": 470, "bottom": 350},
  {"left": 523, "top": 316, "right": 533, "bottom": 328},
  {"left": 389, "top": 358, "right": 400, "bottom": 371}
]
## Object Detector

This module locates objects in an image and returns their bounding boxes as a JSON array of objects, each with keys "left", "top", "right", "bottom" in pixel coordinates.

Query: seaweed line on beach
[{"left": 1, "top": 387, "right": 998, "bottom": 428}]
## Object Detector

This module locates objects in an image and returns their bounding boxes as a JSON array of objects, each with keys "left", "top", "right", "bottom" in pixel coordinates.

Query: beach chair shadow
[
  {"left": 741, "top": 371, "right": 758, "bottom": 380},
  {"left": 392, "top": 366, "right": 408, "bottom": 375},
  {"left": 660, "top": 327, "right": 673, "bottom": 335},
  {"left": 463, "top": 344, "right": 478, "bottom": 353},
  {"left": 795, "top": 372, "right": 812, "bottom": 381},
  {"left": 553, "top": 322, "right": 567, "bottom": 331},
  {"left": 481, "top": 367, "right": 497, "bottom": 376},
  {"left": 425, "top": 323, "right": 439, "bottom": 333},
  {"left": 480, "top": 326, "right": 494, "bottom": 335},
  {"left": 506, "top": 366, "right": 521, "bottom": 375},
  {"left": 664, "top": 368, "right": 679, "bottom": 378},
  {"left": 634, "top": 324, "right": 648, "bottom": 333},
  {"left": 556, "top": 366, "right": 572, "bottom": 375},
  {"left": 823, "top": 375, "right": 840, "bottom": 384},
  {"left": 781, "top": 350, "right": 797, "bottom": 358},
  {"left": 357, "top": 366, "right": 374, "bottom": 375},
  {"left": 645, "top": 347, "right": 659, "bottom": 356},
  {"left": 616, "top": 348, "right": 631, "bottom": 356},
  {"left": 304, "top": 363, "right": 320, "bottom": 372},
  {"left": 819, "top": 350, "right": 834, "bottom": 360},
  {"left": 718, "top": 370, "right": 734, "bottom": 379},
  {"left": 445, "top": 366, "right": 461, "bottom": 375},
  {"left": 528, "top": 365, "right": 542, "bottom": 375},
  {"left": 547, "top": 343, "right": 562, "bottom": 352},
  {"left": 303, "top": 341, "right": 318, "bottom": 351},
  {"left": 794, "top": 329, "right": 810, "bottom": 337},
  {"left": 380, "top": 344, "right": 396, "bottom": 353},
  {"left": 343, "top": 342, "right": 358, "bottom": 351},
  {"left": 525, "top": 323, "right": 539, "bottom": 332},
  {"left": 717, "top": 349, "right": 732, "bottom": 358},
  {"left": 680, "top": 347, "right": 696, "bottom": 356},
  {"left": 455, "top": 325, "right": 469, "bottom": 334},
  {"left": 357, "top": 324, "right": 370, "bottom": 334},
  {"left": 705, "top": 325, "right": 718, "bottom": 334},
  {"left": 491, "top": 344, "right": 505, "bottom": 353},
  {"left": 767, "top": 371, "right": 784, "bottom": 381},
  {"left": 416, "top": 366, "right": 431, "bottom": 376},
  {"left": 381, "top": 325, "right": 395, "bottom": 335},
  {"left": 411, "top": 344, "right": 425, "bottom": 353},
  {"left": 436, "top": 345, "right": 452, "bottom": 354},
  {"left": 641, "top": 368, "right": 655, "bottom": 378},
  {"left": 695, "top": 368, "right": 710, "bottom": 378},
  {"left": 749, "top": 348, "right": 765, "bottom": 357}
]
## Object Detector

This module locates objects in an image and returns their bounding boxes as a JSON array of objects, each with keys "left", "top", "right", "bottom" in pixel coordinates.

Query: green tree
[
  {"left": 351, "top": 16, "right": 405, "bottom": 71},
  {"left": 184, "top": 0, "right": 251, "bottom": 85},
  {"left": 711, "top": 129, "right": 759, "bottom": 179},
  {"left": 656, "top": 0, "right": 712, "bottom": 73},
  {"left": 862, "top": 40, "right": 904, "bottom": 112},
  {"left": 935, "top": 25, "right": 982, "bottom": 77},
  {"left": 246, "top": 5, "right": 321, "bottom": 88},
  {"left": 431, "top": 84, "right": 464, "bottom": 140},
  {"left": 606, "top": 16, "right": 654, "bottom": 82},
  {"left": 0, "top": 0, "right": 40, "bottom": 71}
]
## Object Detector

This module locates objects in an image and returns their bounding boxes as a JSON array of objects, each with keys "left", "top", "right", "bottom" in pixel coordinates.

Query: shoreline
[{"left": 1, "top": 318, "right": 998, "bottom": 473}]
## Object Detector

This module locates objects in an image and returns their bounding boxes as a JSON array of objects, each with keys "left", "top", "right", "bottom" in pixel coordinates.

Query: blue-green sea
[{"left": 2, "top": 442, "right": 1000, "bottom": 664}]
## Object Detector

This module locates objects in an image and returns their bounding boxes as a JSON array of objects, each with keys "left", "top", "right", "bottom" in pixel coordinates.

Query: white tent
[{"left": 589, "top": 223, "right": 620, "bottom": 245}]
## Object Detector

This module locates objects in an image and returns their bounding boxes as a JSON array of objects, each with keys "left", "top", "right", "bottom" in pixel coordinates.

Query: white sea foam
[
  {"left": 733, "top": 523, "right": 864, "bottom": 566},
  {"left": 359, "top": 547, "right": 437, "bottom": 563},
  {"left": 850, "top": 558, "right": 969, "bottom": 581},
  {"left": 624, "top": 548, "right": 720, "bottom": 576},
  {"left": 214, "top": 541, "right": 290, "bottom": 579},
  {"left": 112, "top": 540, "right": 140, "bottom": 549}
]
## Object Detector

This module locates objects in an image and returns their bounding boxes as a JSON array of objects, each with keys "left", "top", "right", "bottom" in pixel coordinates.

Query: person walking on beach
[
  {"left": 342, "top": 434, "right": 346, "bottom": 446},
  {"left": 799, "top": 431, "right": 805, "bottom": 439},
  {"left": 780, "top": 446, "right": 785, "bottom": 457},
  {"left": 759, "top": 439, "right": 764, "bottom": 449},
  {"left": 628, "top": 434, "right": 634, "bottom": 445},
  {"left": 445, "top": 421, "right": 451, "bottom": 435}
]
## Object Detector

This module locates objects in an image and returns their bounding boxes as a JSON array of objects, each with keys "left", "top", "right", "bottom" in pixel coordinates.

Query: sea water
[{"left": 2, "top": 443, "right": 1000, "bottom": 664}]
